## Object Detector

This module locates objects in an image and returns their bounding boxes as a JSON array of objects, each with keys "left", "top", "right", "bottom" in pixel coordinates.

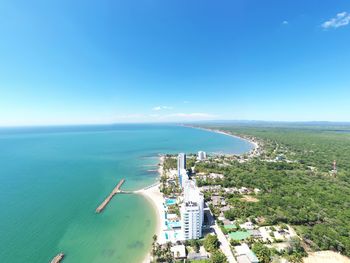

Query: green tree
[
  {"left": 204, "top": 235, "right": 220, "bottom": 252},
  {"left": 194, "top": 124, "right": 350, "bottom": 257},
  {"left": 152, "top": 234, "right": 157, "bottom": 244},
  {"left": 252, "top": 242, "right": 271, "bottom": 263},
  {"left": 189, "top": 239, "right": 200, "bottom": 253},
  {"left": 210, "top": 250, "right": 227, "bottom": 263}
]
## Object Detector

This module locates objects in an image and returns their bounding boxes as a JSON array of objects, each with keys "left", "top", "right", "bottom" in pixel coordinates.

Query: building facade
[
  {"left": 197, "top": 151, "right": 207, "bottom": 161},
  {"left": 181, "top": 180, "right": 204, "bottom": 240},
  {"left": 179, "top": 169, "right": 189, "bottom": 189},
  {"left": 177, "top": 153, "right": 186, "bottom": 187}
]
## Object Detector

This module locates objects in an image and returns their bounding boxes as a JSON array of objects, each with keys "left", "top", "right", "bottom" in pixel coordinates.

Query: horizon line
[{"left": 1, "top": 119, "right": 350, "bottom": 128}]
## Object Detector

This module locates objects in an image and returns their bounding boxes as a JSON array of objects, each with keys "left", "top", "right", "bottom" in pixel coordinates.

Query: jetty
[
  {"left": 50, "top": 253, "right": 64, "bottom": 263},
  {"left": 96, "top": 178, "right": 125, "bottom": 213}
]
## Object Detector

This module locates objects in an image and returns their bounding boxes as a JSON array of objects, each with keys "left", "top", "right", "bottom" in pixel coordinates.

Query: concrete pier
[
  {"left": 50, "top": 253, "right": 64, "bottom": 263},
  {"left": 96, "top": 179, "right": 125, "bottom": 213}
]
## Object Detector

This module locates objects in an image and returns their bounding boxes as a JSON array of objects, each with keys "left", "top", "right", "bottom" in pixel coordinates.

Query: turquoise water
[
  {"left": 165, "top": 199, "right": 177, "bottom": 206},
  {"left": 0, "top": 124, "right": 252, "bottom": 263}
]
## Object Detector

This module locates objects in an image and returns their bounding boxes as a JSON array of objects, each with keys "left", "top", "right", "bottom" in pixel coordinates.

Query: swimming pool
[
  {"left": 168, "top": 221, "right": 181, "bottom": 229},
  {"left": 165, "top": 199, "right": 177, "bottom": 206}
]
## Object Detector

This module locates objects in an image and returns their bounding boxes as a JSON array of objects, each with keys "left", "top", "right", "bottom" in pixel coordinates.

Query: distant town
[
  {"left": 147, "top": 124, "right": 350, "bottom": 263},
  {"left": 149, "top": 150, "right": 275, "bottom": 263}
]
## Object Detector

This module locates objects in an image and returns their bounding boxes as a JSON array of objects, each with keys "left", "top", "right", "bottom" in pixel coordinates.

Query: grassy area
[{"left": 194, "top": 123, "right": 350, "bottom": 257}]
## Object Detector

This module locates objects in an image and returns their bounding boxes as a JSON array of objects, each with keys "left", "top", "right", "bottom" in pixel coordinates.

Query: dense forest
[{"left": 193, "top": 123, "right": 350, "bottom": 257}]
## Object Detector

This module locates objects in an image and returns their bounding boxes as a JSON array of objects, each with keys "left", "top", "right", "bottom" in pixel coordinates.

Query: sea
[{"left": 0, "top": 124, "right": 253, "bottom": 263}]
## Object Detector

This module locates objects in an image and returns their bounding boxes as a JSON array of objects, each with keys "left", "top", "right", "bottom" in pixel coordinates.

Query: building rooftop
[
  {"left": 229, "top": 231, "right": 252, "bottom": 241},
  {"left": 236, "top": 255, "right": 252, "bottom": 263},
  {"left": 187, "top": 252, "right": 208, "bottom": 260},
  {"left": 183, "top": 180, "right": 203, "bottom": 204},
  {"left": 171, "top": 245, "right": 186, "bottom": 259},
  {"left": 224, "top": 224, "right": 237, "bottom": 230},
  {"left": 235, "top": 243, "right": 259, "bottom": 263}
]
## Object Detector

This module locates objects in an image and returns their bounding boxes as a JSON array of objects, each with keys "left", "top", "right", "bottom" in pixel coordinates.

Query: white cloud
[
  {"left": 152, "top": 105, "right": 173, "bottom": 111},
  {"left": 322, "top": 12, "right": 350, "bottom": 29}
]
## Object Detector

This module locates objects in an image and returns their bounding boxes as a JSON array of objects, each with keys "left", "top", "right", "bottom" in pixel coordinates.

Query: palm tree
[{"left": 152, "top": 234, "right": 158, "bottom": 244}]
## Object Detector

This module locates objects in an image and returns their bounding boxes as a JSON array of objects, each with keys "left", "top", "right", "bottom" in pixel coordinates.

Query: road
[
  {"left": 205, "top": 203, "right": 236, "bottom": 263},
  {"left": 212, "top": 223, "right": 237, "bottom": 263}
]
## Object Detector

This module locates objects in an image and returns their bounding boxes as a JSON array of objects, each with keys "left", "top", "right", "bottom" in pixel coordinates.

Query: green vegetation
[
  {"left": 162, "top": 154, "right": 197, "bottom": 171},
  {"left": 163, "top": 155, "right": 177, "bottom": 170},
  {"left": 195, "top": 124, "right": 350, "bottom": 257},
  {"left": 185, "top": 239, "right": 202, "bottom": 253},
  {"left": 206, "top": 124, "right": 350, "bottom": 180},
  {"left": 210, "top": 250, "right": 228, "bottom": 263},
  {"left": 151, "top": 235, "right": 174, "bottom": 263},
  {"left": 203, "top": 235, "right": 220, "bottom": 252},
  {"left": 252, "top": 242, "right": 271, "bottom": 263},
  {"left": 167, "top": 204, "right": 180, "bottom": 217},
  {"left": 203, "top": 235, "right": 227, "bottom": 263},
  {"left": 160, "top": 156, "right": 181, "bottom": 196},
  {"left": 281, "top": 237, "right": 308, "bottom": 263}
]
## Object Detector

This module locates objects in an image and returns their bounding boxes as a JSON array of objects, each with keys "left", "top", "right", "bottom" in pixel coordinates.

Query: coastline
[
  {"left": 136, "top": 156, "right": 165, "bottom": 263},
  {"left": 135, "top": 127, "right": 260, "bottom": 263},
  {"left": 183, "top": 125, "right": 260, "bottom": 156}
]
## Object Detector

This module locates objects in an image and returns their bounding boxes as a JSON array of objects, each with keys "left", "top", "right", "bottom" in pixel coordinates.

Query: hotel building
[
  {"left": 177, "top": 153, "right": 186, "bottom": 187},
  {"left": 197, "top": 151, "right": 207, "bottom": 161},
  {"left": 180, "top": 180, "right": 204, "bottom": 240}
]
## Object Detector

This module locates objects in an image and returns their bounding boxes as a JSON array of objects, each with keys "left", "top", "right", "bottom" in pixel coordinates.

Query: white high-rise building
[
  {"left": 197, "top": 151, "right": 206, "bottom": 161},
  {"left": 181, "top": 180, "right": 204, "bottom": 240},
  {"left": 179, "top": 169, "right": 189, "bottom": 188},
  {"left": 177, "top": 153, "right": 186, "bottom": 187},
  {"left": 177, "top": 153, "right": 186, "bottom": 170}
]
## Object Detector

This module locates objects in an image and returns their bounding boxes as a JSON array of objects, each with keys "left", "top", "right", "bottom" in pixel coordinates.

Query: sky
[{"left": 0, "top": 0, "right": 350, "bottom": 126}]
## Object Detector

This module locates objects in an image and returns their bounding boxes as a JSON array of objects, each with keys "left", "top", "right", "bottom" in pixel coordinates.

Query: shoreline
[
  {"left": 136, "top": 156, "right": 165, "bottom": 263},
  {"left": 135, "top": 127, "right": 259, "bottom": 263},
  {"left": 183, "top": 125, "right": 260, "bottom": 156}
]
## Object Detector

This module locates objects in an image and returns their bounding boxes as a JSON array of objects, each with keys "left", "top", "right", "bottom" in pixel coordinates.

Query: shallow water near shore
[{"left": 0, "top": 124, "right": 252, "bottom": 263}]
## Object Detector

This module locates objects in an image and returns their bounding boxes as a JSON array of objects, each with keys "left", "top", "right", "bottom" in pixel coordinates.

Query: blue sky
[{"left": 0, "top": 0, "right": 350, "bottom": 126}]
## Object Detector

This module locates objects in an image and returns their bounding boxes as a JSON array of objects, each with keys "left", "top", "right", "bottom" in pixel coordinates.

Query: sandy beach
[
  {"left": 184, "top": 125, "right": 260, "bottom": 155},
  {"left": 136, "top": 127, "right": 260, "bottom": 263},
  {"left": 210, "top": 129, "right": 260, "bottom": 151},
  {"left": 136, "top": 156, "right": 166, "bottom": 263},
  {"left": 137, "top": 183, "right": 164, "bottom": 263}
]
